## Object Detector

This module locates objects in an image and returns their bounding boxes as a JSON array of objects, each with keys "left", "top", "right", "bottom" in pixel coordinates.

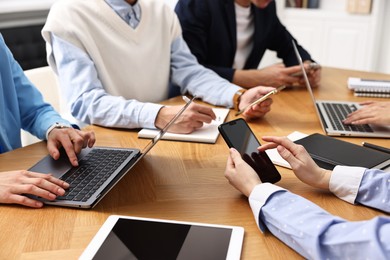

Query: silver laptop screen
[{"left": 292, "top": 41, "right": 326, "bottom": 132}]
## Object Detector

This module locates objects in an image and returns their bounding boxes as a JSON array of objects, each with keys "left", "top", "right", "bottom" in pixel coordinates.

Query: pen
[
  {"left": 362, "top": 142, "right": 390, "bottom": 154},
  {"left": 182, "top": 96, "right": 191, "bottom": 103},
  {"left": 235, "top": 85, "right": 286, "bottom": 116},
  {"left": 182, "top": 95, "right": 221, "bottom": 121}
]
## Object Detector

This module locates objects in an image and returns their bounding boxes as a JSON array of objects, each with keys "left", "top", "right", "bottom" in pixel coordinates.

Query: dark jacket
[{"left": 175, "top": 0, "right": 312, "bottom": 82}]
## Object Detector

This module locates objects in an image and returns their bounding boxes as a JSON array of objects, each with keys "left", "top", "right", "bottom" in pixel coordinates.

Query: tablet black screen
[{"left": 92, "top": 218, "right": 233, "bottom": 260}]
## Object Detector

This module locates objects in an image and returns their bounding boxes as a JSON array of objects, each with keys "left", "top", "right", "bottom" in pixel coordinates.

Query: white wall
[
  {"left": 270, "top": 0, "right": 390, "bottom": 74},
  {"left": 1, "top": 0, "right": 389, "bottom": 74},
  {"left": 0, "top": 0, "right": 56, "bottom": 13},
  {"left": 377, "top": 0, "right": 390, "bottom": 74}
]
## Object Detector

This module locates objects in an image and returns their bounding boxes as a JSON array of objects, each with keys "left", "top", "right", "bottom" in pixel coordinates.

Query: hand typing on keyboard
[
  {"left": 343, "top": 101, "right": 390, "bottom": 126},
  {"left": 0, "top": 170, "right": 69, "bottom": 208},
  {"left": 47, "top": 127, "right": 96, "bottom": 167}
]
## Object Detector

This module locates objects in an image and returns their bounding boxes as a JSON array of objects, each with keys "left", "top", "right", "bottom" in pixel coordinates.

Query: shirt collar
[{"left": 104, "top": 0, "right": 141, "bottom": 24}]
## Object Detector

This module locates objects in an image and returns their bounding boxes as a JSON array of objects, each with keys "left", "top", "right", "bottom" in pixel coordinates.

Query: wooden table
[{"left": 0, "top": 67, "right": 389, "bottom": 259}]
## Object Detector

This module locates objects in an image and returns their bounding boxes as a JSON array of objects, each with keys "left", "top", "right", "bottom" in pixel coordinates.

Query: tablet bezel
[{"left": 79, "top": 215, "right": 244, "bottom": 260}]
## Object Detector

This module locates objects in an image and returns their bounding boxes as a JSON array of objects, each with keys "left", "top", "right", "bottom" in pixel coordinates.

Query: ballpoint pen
[
  {"left": 182, "top": 95, "right": 192, "bottom": 103},
  {"left": 362, "top": 142, "right": 390, "bottom": 154},
  {"left": 235, "top": 85, "right": 286, "bottom": 116},
  {"left": 182, "top": 95, "right": 221, "bottom": 121}
]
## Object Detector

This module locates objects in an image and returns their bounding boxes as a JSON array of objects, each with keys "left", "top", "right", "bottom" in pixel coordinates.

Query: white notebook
[
  {"left": 265, "top": 131, "right": 308, "bottom": 169},
  {"left": 138, "top": 108, "right": 230, "bottom": 143},
  {"left": 348, "top": 77, "right": 390, "bottom": 92}
]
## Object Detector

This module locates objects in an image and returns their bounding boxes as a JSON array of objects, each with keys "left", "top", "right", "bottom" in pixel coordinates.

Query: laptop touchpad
[{"left": 29, "top": 148, "right": 91, "bottom": 178}]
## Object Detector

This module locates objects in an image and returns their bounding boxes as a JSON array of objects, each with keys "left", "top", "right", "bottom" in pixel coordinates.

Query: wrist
[
  {"left": 154, "top": 106, "right": 168, "bottom": 130},
  {"left": 233, "top": 88, "right": 246, "bottom": 110},
  {"left": 317, "top": 169, "right": 332, "bottom": 190},
  {"left": 46, "top": 122, "right": 71, "bottom": 140}
]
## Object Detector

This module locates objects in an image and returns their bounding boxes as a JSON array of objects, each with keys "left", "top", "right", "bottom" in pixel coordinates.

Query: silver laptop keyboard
[
  {"left": 323, "top": 103, "right": 374, "bottom": 132},
  {"left": 56, "top": 148, "right": 134, "bottom": 202}
]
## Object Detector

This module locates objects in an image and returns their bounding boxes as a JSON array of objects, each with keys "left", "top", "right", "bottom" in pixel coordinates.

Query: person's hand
[
  {"left": 304, "top": 61, "right": 321, "bottom": 88},
  {"left": 239, "top": 86, "right": 274, "bottom": 120},
  {"left": 233, "top": 63, "right": 303, "bottom": 88},
  {"left": 47, "top": 128, "right": 96, "bottom": 167},
  {"left": 224, "top": 148, "right": 262, "bottom": 197},
  {"left": 259, "top": 136, "right": 331, "bottom": 190},
  {"left": 0, "top": 170, "right": 69, "bottom": 208},
  {"left": 343, "top": 101, "right": 390, "bottom": 126},
  {"left": 155, "top": 103, "right": 216, "bottom": 134},
  {"left": 292, "top": 61, "right": 321, "bottom": 88}
]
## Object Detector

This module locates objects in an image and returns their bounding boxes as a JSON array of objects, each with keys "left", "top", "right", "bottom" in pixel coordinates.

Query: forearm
[
  {"left": 329, "top": 166, "right": 390, "bottom": 213},
  {"left": 10, "top": 54, "right": 67, "bottom": 139},
  {"left": 354, "top": 168, "right": 390, "bottom": 213},
  {"left": 232, "top": 70, "right": 262, "bottom": 89},
  {"left": 50, "top": 33, "right": 163, "bottom": 129},
  {"left": 254, "top": 187, "right": 390, "bottom": 259},
  {"left": 170, "top": 36, "right": 239, "bottom": 108},
  {"left": 69, "top": 93, "right": 162, "bottom": 129}
]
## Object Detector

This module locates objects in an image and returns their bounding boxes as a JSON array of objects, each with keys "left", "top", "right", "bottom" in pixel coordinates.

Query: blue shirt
[
  {"left": 252, "top": 167, "right": 390, "bottom": 259},
  {"left": 0, "top": 34, "right": 69, "bottom": 153},
  {"left": 50, "top": 0, "right": 239, "bottom": 129}
]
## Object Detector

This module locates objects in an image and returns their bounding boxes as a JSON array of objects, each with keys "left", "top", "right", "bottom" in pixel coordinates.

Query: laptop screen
[
  {"left": 292, "top": 41, "right": 327, "bottom": 132},
  {"left": 292, "top": 41, "right": 318, "bottom": 106}
]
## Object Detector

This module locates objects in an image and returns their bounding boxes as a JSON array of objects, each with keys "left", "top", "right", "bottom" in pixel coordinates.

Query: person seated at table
[
  {"left": 343, "top": 101, "right": 390, "bottom": 126},
  {"left": 175, "top": 0, "right": 321, "bottom": 89},
  {"left": 41, "top": 0, "right": 274, "bottom": 134},
  {"left": 0, "top": 34, "right": 96, "bottom": 208},
  {"left": 224, "top": 135, "right": 389, "bottom": 259}
]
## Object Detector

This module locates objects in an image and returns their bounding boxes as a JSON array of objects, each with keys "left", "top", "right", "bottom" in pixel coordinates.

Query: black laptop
[{"left": 28, "top": 96, "right": 195, "bottom": 208}]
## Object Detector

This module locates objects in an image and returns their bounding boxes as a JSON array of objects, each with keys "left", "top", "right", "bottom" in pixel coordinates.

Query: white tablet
[{"left": 80, "top": 215, "right": 244, "bottom": 260}]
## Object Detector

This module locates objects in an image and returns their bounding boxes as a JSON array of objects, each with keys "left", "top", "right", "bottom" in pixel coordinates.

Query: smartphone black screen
[{"left": 218, "top": 119, "right": 281, "bottom": 183}]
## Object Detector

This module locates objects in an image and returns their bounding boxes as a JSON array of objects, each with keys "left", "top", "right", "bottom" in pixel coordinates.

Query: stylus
[
  {"left": 235, "top": 85, "right": 286, "bottom": 116},
  {"left": 362, "top": 142, "right": 390, "bottom": 154},
  {"left": 183, "top": 95, "right": 221, "bottom": 121},
  {"left": 182, "top": 96, "right": 191, "bottom": 103}
]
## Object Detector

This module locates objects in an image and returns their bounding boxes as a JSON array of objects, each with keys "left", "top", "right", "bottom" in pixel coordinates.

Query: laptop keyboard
[
  {"left": 323, "top": 103, "right": 373, "bottom": 132},
  {"left": 56, "top": 148, "right": 134, "bottom": 202}
]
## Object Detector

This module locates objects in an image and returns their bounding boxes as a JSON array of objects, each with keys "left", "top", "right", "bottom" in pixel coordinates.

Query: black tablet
[{"left": 80, "top": 215, "right": 245, "bottom": 260}]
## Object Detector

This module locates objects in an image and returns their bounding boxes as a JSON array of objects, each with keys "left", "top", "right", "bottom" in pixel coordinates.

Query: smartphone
[
  {"left": 218, "top": 118, "right": 281, "bottom": 183},
  {"left": 291, "top": 62, "right": 321, "bottom": 77}
]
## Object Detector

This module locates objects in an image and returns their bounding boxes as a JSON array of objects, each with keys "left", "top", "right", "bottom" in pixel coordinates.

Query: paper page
[
  {"left": 138, "top": 108, "right": 230, "bottom": 144},
  {"left": 265, "top": 131, "right": 308, "bottom": 169}
]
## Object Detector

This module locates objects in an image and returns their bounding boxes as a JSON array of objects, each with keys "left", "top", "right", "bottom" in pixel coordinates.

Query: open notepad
[{"left": 138, "top": 108, "right": 230, "bottom": 143}]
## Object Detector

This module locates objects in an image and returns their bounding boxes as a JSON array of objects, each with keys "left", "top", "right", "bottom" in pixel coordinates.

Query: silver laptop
[
  {"left": 292, "top": 41, "right": 390, "bottom": 138},
  {"left": 28, "top": 96, "right": 195, "bottom": 208}
]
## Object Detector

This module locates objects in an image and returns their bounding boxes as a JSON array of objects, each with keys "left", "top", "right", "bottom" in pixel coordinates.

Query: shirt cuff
[
  {"left": 139, "top": 103, "right": 165, "bottom": 129},
  {"left": 248, "top": 183, "right": 285, "bottom": 232},
  {"left": 329, "top": 165, "right": 366, "bottom": 204},
  {"left": 45, "top": 122, "right": 72, "bottom": 140}
]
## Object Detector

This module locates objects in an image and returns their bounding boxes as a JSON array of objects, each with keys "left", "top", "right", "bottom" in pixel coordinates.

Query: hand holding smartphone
[
  {"left": 291, "top": 62, "right": 320, "bottom": 77},
  {"left": 218, "top": 118, "right": 281, "bottom": 184}
]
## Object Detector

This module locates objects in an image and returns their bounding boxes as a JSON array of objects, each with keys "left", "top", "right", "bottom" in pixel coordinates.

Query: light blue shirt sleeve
[
  {"left": 50, "top": 33, "right": 239, "bottom": 129},
  {"left": 50, "top": 34, "right": 163, "bottom": 129},
  {"left": 170, "top": 36, "right": 239, "bottom": 108},
  {"left": 250, "top": 169, "right": 390, "bottom": 259},
  {"left": 0, "top": 34, "right": 68, "bottom": 152},
  {"left": 355, "top": 168, "right": 390, "bottom": 212}
]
